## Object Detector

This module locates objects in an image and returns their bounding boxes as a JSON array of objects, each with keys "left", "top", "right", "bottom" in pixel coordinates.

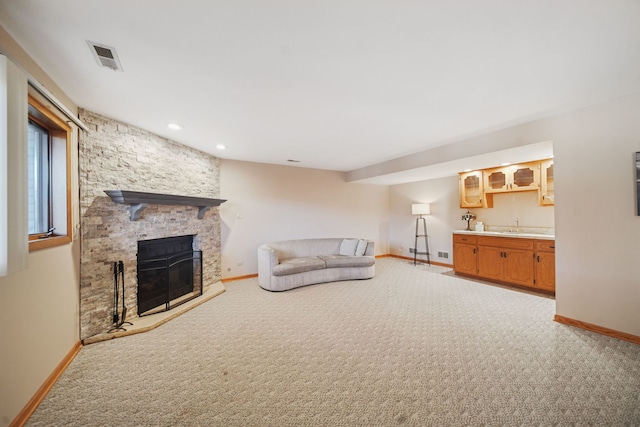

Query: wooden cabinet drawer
[
  {"left": 453, "top": 234, "right": 477, "bottom": 244},
  {"left": 477, "top": 236, "right": 534, "bottom": 250},
  {"left": 535, "top": 240, "right": 555, "bottom": 252}
]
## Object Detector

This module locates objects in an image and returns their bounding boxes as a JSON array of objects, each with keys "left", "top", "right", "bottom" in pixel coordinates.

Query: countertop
[{"left": 453, "top": 230, "right": 555, "bottom": 240}]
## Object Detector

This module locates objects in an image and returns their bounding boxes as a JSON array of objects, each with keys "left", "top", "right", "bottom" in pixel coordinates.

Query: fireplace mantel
[{"left": 105, "top": 190, "right": 226, "bottom": 220}]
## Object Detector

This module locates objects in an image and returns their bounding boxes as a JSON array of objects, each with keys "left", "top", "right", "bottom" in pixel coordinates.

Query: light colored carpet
[{"left": 27, "top": 258, "right": 640, "bottom": 426}]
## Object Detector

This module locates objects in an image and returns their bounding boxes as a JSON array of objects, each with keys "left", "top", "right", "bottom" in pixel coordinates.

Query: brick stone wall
[{"left": 79, "top": 110, "right": 222, "bottom": 339}]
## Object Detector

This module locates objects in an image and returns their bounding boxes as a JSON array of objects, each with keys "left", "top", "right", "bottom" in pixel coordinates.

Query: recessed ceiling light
[
  {"left": 216, "top": 144, "right": 227, "bottom": 150},
  {"left": 463, "top": 169, "right": 472, "bottom": 172},
  {"left": 167, "top": 123, "right": 183, "bottom": 130},
  {"left": 500, "top": 162, "right": 511, "bottom": 166}
]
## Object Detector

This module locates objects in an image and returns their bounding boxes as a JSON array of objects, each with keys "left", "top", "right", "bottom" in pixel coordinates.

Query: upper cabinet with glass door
[
  {"left": 459, "top": 170, "right": 492, "bottom": 208},
  {"left": 539, "top": 159, "right": 554, "bottom": 205},
  {"left": 483, "top": 162, "right": 540, "bottom": 193}
]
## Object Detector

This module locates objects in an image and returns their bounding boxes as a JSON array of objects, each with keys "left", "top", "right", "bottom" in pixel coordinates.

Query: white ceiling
[{"left": 1, "top": 1, "right": 640, "bottom": 184}]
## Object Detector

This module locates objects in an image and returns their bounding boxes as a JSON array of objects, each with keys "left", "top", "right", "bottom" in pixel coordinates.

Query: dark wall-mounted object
[{"left": 636, "top": 153, "right": 640, "bottom": 216}]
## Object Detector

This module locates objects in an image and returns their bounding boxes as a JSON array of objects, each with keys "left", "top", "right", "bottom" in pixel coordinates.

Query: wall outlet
[{"left": 236, "top": 261, "right": 243, "bottom": 266}]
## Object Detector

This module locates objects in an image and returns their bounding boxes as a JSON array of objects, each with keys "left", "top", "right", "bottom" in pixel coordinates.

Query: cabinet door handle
[
  {"left": 537, "top": 255, "right": 540, "bottom": 262},
  {"left": 473, "top": 248, "right": 476, "bottom": 254},
  {"left": 549, "top": 245, "right": 555, "bottom": 249}
]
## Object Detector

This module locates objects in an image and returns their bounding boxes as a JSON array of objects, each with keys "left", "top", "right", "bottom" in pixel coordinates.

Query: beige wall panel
[{"left": 220, "top": 160, "right": 390, "bottom": 278}]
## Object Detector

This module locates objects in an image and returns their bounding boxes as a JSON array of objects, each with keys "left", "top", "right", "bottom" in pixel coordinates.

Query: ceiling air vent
[{"left": 87, "top": 41, "right": 123, "bottom": 71}]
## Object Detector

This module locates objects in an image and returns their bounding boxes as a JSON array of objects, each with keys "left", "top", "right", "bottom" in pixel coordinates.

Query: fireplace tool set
[{"left": 109, "top": 260, "right": 132, "bottom": 332}]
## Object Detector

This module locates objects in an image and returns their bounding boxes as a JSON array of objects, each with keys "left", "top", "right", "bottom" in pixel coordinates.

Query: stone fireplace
[{"left": 78, "top": 110, "right": 223, "bottom": 340}]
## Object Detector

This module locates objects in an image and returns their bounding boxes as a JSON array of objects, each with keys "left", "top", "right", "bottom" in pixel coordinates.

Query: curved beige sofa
[{"left": 258, "top": 238, "right": 375, "bottom": 291}]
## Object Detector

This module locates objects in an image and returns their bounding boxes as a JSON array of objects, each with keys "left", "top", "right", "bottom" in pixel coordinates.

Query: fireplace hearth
[{"left": 137, "top": 235, "right": 203, "bottom": 316}]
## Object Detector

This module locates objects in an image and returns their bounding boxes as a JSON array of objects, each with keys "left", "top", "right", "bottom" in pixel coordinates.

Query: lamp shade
[{"left": 411, "top": 203, "right": 430, "bottom": 215}]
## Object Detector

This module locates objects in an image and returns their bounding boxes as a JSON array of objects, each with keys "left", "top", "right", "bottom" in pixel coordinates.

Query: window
[
  {"left": 28, "top": 119, "right": 51, "bottom": 234},
  {"left": 27, "top": 94, "right": 72, "bottom": 250}
]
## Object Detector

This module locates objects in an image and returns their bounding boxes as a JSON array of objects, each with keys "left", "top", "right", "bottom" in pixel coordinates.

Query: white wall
[
  {"left": 220, "top": 160, "right": 389, "bottom": 278},
  {"left": 468, "top": 191, "right": 554, "bottom": 231},
  {"left": 388, "top": 175, "right": 461, "bottom": 263},
  {"left": 553, "top": 93, "right": 640, "bottom": 336},
  {"left": 0, "top": 26, "right": 80, "bottom": 427}
]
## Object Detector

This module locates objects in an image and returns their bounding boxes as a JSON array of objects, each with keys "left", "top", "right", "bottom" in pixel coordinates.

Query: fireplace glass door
[{"left": 137, "top": 235, "right": 203, "bottom": 316}]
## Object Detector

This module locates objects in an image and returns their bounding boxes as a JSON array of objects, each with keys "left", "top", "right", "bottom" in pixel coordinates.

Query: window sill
[{"left": 29, "top": 235, "right": 72, "bottom": 251}]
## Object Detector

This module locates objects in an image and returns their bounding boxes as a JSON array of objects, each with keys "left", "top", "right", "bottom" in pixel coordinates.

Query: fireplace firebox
[{"left": 137, "top": 235, "right": 203, "bottom": 316}]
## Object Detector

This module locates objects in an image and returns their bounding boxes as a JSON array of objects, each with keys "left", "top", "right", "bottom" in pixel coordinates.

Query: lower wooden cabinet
[
  {"left": 477, "top": 236, "right": 535, "bottom": 287},
  {"left": 453, "top": 234, "right": 477, "bottom": 276},
  {"left": 453, "top": 233, "right": 555, "bottom": 293},
  {"left": 534, "top": 240, "right": 556, "bottom": 291}
]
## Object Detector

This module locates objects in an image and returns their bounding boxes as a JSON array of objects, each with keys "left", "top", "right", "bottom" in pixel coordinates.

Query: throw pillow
[
  {"left": 339, "top": 239, "right": 359, "bottom": 256},
  {"left": 355, "top": 239, "right": 368, "bottom": 256}
]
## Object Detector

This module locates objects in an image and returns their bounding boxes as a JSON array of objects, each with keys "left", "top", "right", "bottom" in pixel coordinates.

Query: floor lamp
[{"left": 412, "top": 203, "right": 431, "bottom": 265}]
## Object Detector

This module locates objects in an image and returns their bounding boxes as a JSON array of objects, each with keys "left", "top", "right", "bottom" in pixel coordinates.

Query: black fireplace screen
[{"left": 137, "top": 235, "right": 203, "bottom": 316}]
